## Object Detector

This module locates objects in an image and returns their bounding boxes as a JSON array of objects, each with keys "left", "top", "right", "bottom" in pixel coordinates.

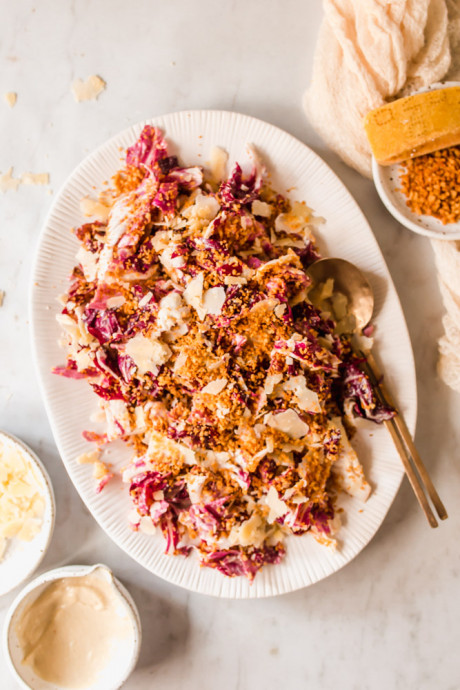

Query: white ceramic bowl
[
  {"left": 3, "top": 563, "right": 142, "bottom": 690},
  {"left": 372, "top": 81, "right": 460, "bottom": 240},
  {"left": 0, "top": 430, "right": 55, "bottom": 596}
]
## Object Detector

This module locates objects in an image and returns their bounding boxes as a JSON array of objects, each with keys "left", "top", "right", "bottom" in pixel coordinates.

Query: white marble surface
[{"left": 0, "top": 1, "right": 459, "bottom": 688}]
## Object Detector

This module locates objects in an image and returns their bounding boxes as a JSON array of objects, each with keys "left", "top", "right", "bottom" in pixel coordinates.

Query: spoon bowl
[
  {"left": 306, "top": 257, "right": 374, "bottom": 331},
  {"left": 306, "top": 256, "right": 447, "bottom": 527}
]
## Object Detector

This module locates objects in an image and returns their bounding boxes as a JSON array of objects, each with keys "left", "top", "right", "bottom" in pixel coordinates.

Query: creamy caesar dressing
[{"left": 15, "top": 569, "right": 131, "bottom": 688}]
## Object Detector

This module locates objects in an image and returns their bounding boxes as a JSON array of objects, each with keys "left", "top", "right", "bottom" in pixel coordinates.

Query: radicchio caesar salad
[{"left": 54, "top": 125, "right": 394, "bottom": 581}]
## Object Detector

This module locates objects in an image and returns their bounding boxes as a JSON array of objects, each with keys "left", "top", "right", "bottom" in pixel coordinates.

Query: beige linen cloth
[{"left": 304, "top": 0, "right": 460, "bottom": 392}]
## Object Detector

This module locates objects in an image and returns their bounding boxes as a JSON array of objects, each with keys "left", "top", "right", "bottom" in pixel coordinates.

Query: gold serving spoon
[{"left": 306, "top": 257, "right": 447, "bottom": 528}]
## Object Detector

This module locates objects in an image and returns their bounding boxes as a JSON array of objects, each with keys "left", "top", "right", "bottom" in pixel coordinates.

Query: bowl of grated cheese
[{"left": 0, "top": 430, "right": 55, "bottom": 596}]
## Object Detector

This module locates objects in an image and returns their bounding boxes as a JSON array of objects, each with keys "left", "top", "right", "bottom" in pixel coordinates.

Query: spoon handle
[
  {"left": 382, "top": 417, "right": 438, "bottom": 528},
  {"left": 361, "top": 350, "right": 448, "bottom": 524}
]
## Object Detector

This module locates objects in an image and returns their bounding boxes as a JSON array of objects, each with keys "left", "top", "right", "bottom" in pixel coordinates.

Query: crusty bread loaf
[{"left": 364, "top": 86, "right": 460, "bottom": 166}]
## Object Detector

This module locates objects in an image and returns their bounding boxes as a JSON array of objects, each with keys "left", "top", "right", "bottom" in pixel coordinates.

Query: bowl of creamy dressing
[{"left": 3, "top": 563, "right": 142, "bottom": 690}]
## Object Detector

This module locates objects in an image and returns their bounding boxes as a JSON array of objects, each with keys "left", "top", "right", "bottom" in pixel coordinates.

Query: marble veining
[{"left": 0, "top": 1, "right": 459, "bottom": 688}]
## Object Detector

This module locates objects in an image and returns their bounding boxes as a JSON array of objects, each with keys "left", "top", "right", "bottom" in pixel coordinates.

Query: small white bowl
[
  {"left": 3, "top": 563, "right": 142, "bottom": 690},
  {"left": 0, "top": 430, "right": 55, "bottom": 596},
  {"left": 372, "top": 81, "right": 460, "bottom": 241}
]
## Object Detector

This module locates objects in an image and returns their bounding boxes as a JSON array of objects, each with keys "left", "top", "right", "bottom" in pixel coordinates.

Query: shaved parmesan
[
  {"left": 173, "top": 351, "right": 188, "bottom": 373},
  {"left": 251, "top": 200, "right": 272, "bottom": 217},
  {"left": 231, "top": 512, "right": 266, "bottom": 548},
  {"left": 209, "top": 146, "right": 228, "bottom": 182},
  {"left": 201, "top": 378, "right": 227, "bottom": 395},
  {"left": 274, "top": 202, "right": 313, "bottom": 236},
  {"left": 283, "top": 375, "right": 321, "bottom": 413},
  {"left": 157, "top": 291, "right": 188, "bottom": 333},
  {"left": 265, "top": 409, "right": 309, "bottom": 439},
  {"left": 134, "top": 406, "right": 147, "bottom": 431},
  {"left": 319, "top": 278, "right": 334, "bottom": 300},
  {"left": 139, "top": 516, "right": 156, "bottom": 535},
  {"left": 203, "top": 286, "right": 226, "bottom": 316},
  {"left": 206, "top": 450, "right": 231, "bottom": 467},
  {"left": 4, "top": 92, "right": 17, "bottom": 107},
  {"left": 265, "top": 486, "right": 289, "bottom": 523},
  {"left": 72, "top": 74, "right": 106, "bottom": 102},
  {"left": 77, "top": 450, "right": 101, "bottom": 465},
  {"left": 80, "top": 196, "right": 110, "bottom": 221},
  {"left": 104, "top": 399, "right": 132, "bottom": 440},
  {"left": 0, "top": 167, "right": 20, "bottom": 193},
  {"left": 151, "top": 230, "right": 171, "bottom": 252},
  {"left": 274, "top": 303, "right": 286, "bottom": 318},
  {"left": 138, "top": 292, "right": 153, "bottom": 309},
  {"left": 0, "top": 168, "right": 49, "bottom": 193},
  {"left": 160, "top": 244, "right": 185, "bottom": 272},
  {"left": 76, "top": 246, "right": 98, "bottom": 282},
  {"left": 183, "top": 193, "right": 220, "bottom": 220},
  {"left": 178, "top": 443, "right": 197, "bottom": 465},
  {"left": 264, "top": 373, "right": 283, "bottom": 395},
  {"left": 183, "top": 272, "right": 206, "bottom": 319},
  {"left": 331, "top": 291, "right": 348, "bottom": 320},
  {"left": 146, "top": 430, "right": 196, "bottom": 467},
  {"left": 56, "top": 313, "right": 93, "bottom": 348},
  {"left": 125, "top": 333, "right": 171, "bottom": 376},
  {"left": 224, "top": 276, "right": 247, "bottom": 286},
  {"left": 106, "top": 295, "right": 125, "bottom": 309},
  {"left": 184, "top": 275, "right": 226, "bottom": 319},
  {"left": 73, "top": 348, "right": 93, "bottom": 371},
  {"left": 21, "top": 172, "right": 49, "bottom": 186},
  {"left": 331, "top": 417, "right": 371, "bottom": 501},
  {"left": 186, "top": 475, "right": 207, "bottom": 504}
]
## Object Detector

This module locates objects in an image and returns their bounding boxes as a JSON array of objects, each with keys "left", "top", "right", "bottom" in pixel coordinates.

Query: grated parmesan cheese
[{"left": 0, "top": 441, "right": 45, "bottom": 560}]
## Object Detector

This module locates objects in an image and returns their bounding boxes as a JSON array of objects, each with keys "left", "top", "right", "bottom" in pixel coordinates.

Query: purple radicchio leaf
[
  {"left": 200, "top": 543, "right": 285, "bottom": 582},
  {"left": 84, "top": 308, "right": 121, "bottom": 344},
  {"left": 341, "top": 361, "right": 395, "bottom": 423},
  {"left": 126, "top": 125, "right": 168, "bottom": 168},
  {"left": 52, "top": 359, "right": 99, "bottom": 379},
  {"left": 219, "top": 159, "right": 264, "bottom": 208}
]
